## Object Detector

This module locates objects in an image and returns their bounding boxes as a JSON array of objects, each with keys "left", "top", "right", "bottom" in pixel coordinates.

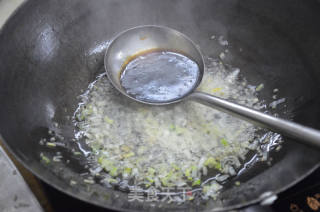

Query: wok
[{"left": 0, "top": 0, "right": 320, "bottom": 211}]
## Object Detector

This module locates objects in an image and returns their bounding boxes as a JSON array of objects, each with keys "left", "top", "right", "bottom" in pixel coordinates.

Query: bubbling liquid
[{"left": 120, "top": 50, "right": 200, "bottom": 103}]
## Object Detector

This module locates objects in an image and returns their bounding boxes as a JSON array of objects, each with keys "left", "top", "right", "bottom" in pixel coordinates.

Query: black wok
[{"left": 0, "top": 0, "right": 320, "bottom": 211}]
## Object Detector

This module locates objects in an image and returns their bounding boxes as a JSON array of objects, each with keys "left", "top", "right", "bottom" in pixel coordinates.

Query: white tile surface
[
  {"left": 0, "top": 145, "right": 43, "bottom": 212},
  {"left": 0, "top": 0, "right": 25, "bottom": 28}
]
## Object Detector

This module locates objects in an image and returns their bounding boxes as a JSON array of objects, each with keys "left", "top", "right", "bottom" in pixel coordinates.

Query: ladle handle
[{"left": 188, "top": 91, "right": 320, "bottom": 148}]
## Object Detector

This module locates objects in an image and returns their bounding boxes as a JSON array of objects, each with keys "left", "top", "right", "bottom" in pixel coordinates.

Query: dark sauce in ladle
[{"left": 120, "top": 49, "right": 200, "bottom": 103}]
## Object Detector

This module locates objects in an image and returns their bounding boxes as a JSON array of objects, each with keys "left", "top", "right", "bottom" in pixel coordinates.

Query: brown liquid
[{"left": 120, "top": 50, "right": 200, "bottom": 103}]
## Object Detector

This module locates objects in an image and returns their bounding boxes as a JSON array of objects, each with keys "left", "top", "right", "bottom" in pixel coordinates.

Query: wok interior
[{"left": 0, "top": 0, "right": 320, "bottom": 211}]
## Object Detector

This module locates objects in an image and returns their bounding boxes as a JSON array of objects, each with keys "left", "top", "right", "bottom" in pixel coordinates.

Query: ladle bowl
[{"left": 104, "top": 25, "right": 205, "bottom": 105}]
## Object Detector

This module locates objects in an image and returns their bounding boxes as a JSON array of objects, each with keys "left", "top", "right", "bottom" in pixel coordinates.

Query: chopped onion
[{"left": 73, "top": 55, "right": 281, "bottom": 201}]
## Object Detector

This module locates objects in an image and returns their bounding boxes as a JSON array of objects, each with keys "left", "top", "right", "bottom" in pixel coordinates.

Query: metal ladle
[{"left": 104, "top": 25, "right": 320, "bottom": 148}]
